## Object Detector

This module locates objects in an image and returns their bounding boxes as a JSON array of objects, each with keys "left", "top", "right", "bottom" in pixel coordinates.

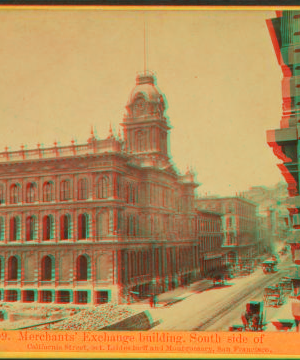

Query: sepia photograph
[{"left": 0, "top": 6, "right": 298, "bottom": 358}]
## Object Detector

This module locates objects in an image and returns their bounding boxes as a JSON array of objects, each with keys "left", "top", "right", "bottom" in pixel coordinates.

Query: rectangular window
[
  {"left": 23, "top": 290, "right": 35, "bottom": 302},
  {"left": 41, "top": 291, "right": 53, "bottom": 303},
  {"left": 57, "top": 290, "right": 70, "bottom": 304},
  {"left": 5, "top": 290, "right": 18, "bottom": 302},
  {"left": 95, "top": 291, "right": 109, "bottom": 304},
  {"left": 76, "top": 291, "right": 88, "bottom": 304}
]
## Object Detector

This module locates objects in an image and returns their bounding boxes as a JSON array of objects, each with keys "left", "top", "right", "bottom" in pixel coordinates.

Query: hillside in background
[{"left": 242, "top": 182, "right": 289, "bottom": 216}]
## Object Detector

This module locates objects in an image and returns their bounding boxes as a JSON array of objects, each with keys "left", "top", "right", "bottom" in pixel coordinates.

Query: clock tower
[{"left": 122, "top": 72, "right": 171, "bottom": 167}]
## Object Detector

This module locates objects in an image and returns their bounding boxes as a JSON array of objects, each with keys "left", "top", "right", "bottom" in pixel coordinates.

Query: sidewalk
[
  {"left": 155, "top": 279, "right": 213, "bottom": 305},
  {"left": 266, "top": 298, "right": 297, "bottom": 332}
]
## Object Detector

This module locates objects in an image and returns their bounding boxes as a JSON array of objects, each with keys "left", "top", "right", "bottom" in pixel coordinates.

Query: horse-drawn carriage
[
  {"left": 208, "top": 266, "right": 231, "bottom": 286},
  {"left": 212, "top": 274, "right": 225, "bottom": 286},
  {"left": 241, "top": 301, "right": 265, "bottom": 331},
  {"left": 229, "top": 301, "right": 265, "bottom": 332},
  {"left": 262, "top": 259, "right": 277, "bottom": 274},
  {"left": 279, "top": 277, "right": 293, "bottom": 296},
  {"left": 263, "top": 285, "right": 285, "bottom": 307}
]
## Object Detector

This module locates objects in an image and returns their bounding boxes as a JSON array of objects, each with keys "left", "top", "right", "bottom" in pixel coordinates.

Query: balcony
[{"left": 266, "top": 127, "right": 297, "bottom": 145}]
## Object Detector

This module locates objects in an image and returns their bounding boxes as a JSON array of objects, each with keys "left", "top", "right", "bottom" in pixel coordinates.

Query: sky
[{"left": 0, "top": 9, "right": 283, "bottom": 197}]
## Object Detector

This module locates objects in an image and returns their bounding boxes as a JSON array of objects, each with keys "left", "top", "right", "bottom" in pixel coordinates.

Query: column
[
  {"left": 113, "top": 208, "right": 118, "bottom": 234},
  {"left": 109, "top": 209, "right": 114, "bottom": 235},
  {"left": 91, "top": 209, "right": 96, "bottom": 242}
]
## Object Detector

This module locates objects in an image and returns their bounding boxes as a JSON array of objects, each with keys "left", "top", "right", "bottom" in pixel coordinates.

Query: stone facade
[
  {"left": 196, "top": 210, "right": 226, "bottom": 277},
  {"left": 0, "top": 72, "right": 213, "bottom": 305},
  {"left": 266, "top": 11, "right": 300, "bottom": 239},
  {"left": 196, "top": 197, "right": 260, "bottom": 266}
]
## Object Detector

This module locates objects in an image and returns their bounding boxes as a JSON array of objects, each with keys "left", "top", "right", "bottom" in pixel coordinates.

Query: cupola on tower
[{"left": 122, "top": 72, "right": 171, "bottom": 167}]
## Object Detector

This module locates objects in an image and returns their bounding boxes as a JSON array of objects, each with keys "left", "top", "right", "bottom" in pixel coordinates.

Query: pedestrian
[
  {"left": 150, "top": 295, "right": 153, "bottom": 308},
  {"left": 153, "top": 294, "right": 157, "bottom": 308}
]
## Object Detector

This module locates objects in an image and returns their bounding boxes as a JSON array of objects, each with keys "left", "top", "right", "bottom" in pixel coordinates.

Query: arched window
[
  {"left": 60, "top": 180, "right": 70, "bottom": 201},
  {"left": 78, "top": 178, "right": 88, "bottom": 200},
  {"left": 26, "top": 216, "right": 36, "bottom": 241},
  {"left": 97, "top": 177, "right": 108, "bottom": 199},
  {"left": 0, "top": 217, "right": 4, "bottom": 241},
  {"left": 60, "top": 214, "right": 70, "bottom": 240},
  {"left": 116, "top": 175, "right": 120, "bottom": 198},
  {"left": 132, "top": 184, "right": 137, "bottom": 204},
  {"left": 78, "top": 214, "right": 88, "bottom": 240},
  {"left": 76, "top": 255, "right": 88, "bottom": 281},
  {"left": 136, "top": 131, "right": 145, "bottom": 152},
  {"left": 26, "top": 183, "right": 36, "bottom": 203},
  {"left": 10, "top": 184, "right": 19, "bottom": 204},
  {"left": 97, "top": 211, "right": 109, "bottom": 237},
  {"left": 43, "top": 215, "right": 53, "bottom": 240},
  {"left": 43, "top": 182, "right": 53, "bottom": 202},
  {"left": 10, "top": 217, "right": 20, "bottom": 241},
  {"left": 131, "top": 252, "right": 136, "bottom": 277},
  {"left": 0, "top": 184, "right": 5, "bottom": 205},
  {"left": 127, "top": 215, "right": 136, "bottom": 236},
  {"left": 41, "top": 256, "right": 53, "bottom": 281},
  {"left": 125, "top": 183, "right": 130, "bottom": 203},
  {"left": 8, "top": 256, "right": 18, "bottom": 280},
  {"left": 126, "top": 183, "right": 135, "bottom": 204},
  {"left": 143, "top": 252, "right": 147, "bottom": 275}
]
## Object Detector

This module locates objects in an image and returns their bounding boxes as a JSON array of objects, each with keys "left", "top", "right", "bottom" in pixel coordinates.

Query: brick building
[
  {"left": 196, "top": 209, "right": 227, "bottom": 277},
  {"left": 196, "top": 196, "right": 260, "bottom": 267},
  {"left": 266, "top": 11, "right": 300, "bottom": 244},
  {"left": 0, "top": 72, "right": 207, "bottom": 305}
]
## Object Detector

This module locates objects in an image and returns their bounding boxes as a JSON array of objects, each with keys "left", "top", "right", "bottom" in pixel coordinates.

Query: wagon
[
  {"left": 263, "top": 285, "right": 284, "bottom": 307},
  {"left": 279, "top": 277, "right": 293, "bottom": 296},
  {"left": 212, "top": 274, "right": 225, "bottom": 286},
  {"left": 262, "top": 260, "right": 277, "bottom": 274},
  {"left": 241, "top": 301, "right": 265, "bottom": 331}
]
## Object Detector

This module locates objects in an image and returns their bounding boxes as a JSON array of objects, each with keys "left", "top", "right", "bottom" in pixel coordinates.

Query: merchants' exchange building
[{"left": 0, "top": 72, "right": 208, "bottom": 305}]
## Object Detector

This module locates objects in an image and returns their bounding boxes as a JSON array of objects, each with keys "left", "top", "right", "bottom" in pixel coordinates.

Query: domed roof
[{"left": 128, "top": 72, "right": 163, "bottom": 105}]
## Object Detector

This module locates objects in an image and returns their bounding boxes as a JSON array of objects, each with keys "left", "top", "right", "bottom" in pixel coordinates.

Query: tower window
[
  {"left": 97, "top": 177, "right": 108, "bottom": 199},
  {"left": 136, "top": 131, "right": 145, "bottom": 152}
]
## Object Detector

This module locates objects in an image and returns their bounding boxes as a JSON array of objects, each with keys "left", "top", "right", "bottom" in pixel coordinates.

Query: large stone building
[
  {"left": 242, "top": 183, "right": 291, "bottom": 251},
  {"left": 196, "top": 196, "right": 260, "bottom": 267},
  {"left": 266, "top": 11, "right": 300, "bottom": 239},
  {"left": 0, "top": 71, "right": 208, "bottom": 305},
  {"left": 196, "top": 209, "right": 226, "bottom": 277}
]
